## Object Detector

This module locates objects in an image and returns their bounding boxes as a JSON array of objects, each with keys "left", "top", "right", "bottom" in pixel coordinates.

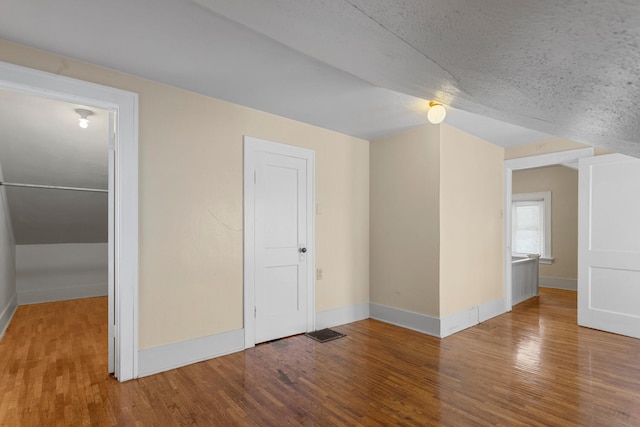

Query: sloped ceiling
[
  {"left": 2, "top": 1, "right": 638, "bottom": 153},
  {"left": 2, "top": 1, "right": 637, "bottom": 246},
  {"left": 0, "top": 90, "right": 108, "bottom": 244}
]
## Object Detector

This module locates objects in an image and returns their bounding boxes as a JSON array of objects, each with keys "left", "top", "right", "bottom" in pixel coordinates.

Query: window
[{"left": 512, "top": 191, "right": 552, "bottom": 264}]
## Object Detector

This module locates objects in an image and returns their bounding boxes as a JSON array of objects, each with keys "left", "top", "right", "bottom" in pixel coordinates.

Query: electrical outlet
[{"left": 316, "top": 268, "right": 323, "bottom": 280}]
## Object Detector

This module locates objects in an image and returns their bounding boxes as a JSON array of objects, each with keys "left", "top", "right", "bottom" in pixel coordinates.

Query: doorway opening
[
  {"left": 0, "top": 61, "right": 138, "bottom": 381},
  {"left": 504, "top": 147, "right": 593, "bottom": 310}
]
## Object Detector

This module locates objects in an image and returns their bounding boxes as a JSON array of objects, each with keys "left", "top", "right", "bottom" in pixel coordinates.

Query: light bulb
[
  {"left": 427, "top": 103, "right": 446, "bottom": 124},
  {"left": 75, "top": 108, "right": 94, "bottom": 129}
]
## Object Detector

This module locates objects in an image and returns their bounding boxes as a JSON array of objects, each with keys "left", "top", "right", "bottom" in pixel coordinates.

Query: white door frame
[
  {"left": 0, "top": 61, "right": 139, "bottom": 381},
  {"left": 243, "top": 136, "right": 315, "bottom": 348},
  {"left": 503, "top": 147, "right": 594, "bottom": 311}
]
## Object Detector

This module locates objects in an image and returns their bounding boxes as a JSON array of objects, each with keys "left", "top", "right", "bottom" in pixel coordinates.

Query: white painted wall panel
[{"left": 16, "top": 243, "right": 107, "bottom": 304}]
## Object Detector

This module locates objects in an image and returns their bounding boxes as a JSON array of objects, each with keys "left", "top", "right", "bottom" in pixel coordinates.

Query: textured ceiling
[
  {"left": 200, "top": 0, "right": 640, "bottom": 155},
  {"left": 2, "top": 1, "right": 637, "bottom": 245},
  {"left": 0, "top": 0, "right": 564, "bottom": 146},
  {"left": 0, "top": 90, "right": 108, "bottom": 244}
]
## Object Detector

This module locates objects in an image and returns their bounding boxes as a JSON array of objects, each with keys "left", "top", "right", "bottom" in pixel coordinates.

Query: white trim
[
  {"left": 18, "top": 285, "right": 107, "bottom": 305},
  {"left": 512, "top": 191, "right": 552, "bottom": 259},
  {"left": 440, "top": 297, "right": 507, "bottom": 338},
  {"left": 440, "top": 306, "right": 479, "bottom": 337},
  {"left": 0, "top": 61, "right": 139, "bottom": 381},
  {"left": 370, "top": 303, "right": 440, "bottom": 337},
  {"left": 478, "top": 297, "right": 507, "bottom": 323},
  {"left": 504, "top": 147, "right": 593, "bottom": 311},
  {"left": 0, "top": 293, "right": 18, "bottom": 342},
  {"left": 372, "top": 297, "right": 506, "bottom": 339},
  {"left": 539, "top": 276, "right": 577, "bottom": 290},
  {"left": 243, "top": 136, "right": 316, "bottom": 348},
  {"left": 137, "top": 329, "right": 244, "bottom": 378},
  {"left": 316, "top": 303, "right": 370, "bottom": 329}
]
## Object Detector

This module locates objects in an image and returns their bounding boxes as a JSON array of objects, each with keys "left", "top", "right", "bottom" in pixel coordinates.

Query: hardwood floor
[{"left": 1, "top": 290, "right": 640, "bottom": 426}]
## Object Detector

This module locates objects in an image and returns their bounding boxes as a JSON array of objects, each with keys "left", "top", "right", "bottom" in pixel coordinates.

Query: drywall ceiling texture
[
  {"left": 205, "top": 0, "right": 640, "bottom": 155},
  {"left": 0, "top": 90, "right": 108, "bottom": 244},
  {"left": 2, "top": 0, "right": 551, "bottom": 146}
]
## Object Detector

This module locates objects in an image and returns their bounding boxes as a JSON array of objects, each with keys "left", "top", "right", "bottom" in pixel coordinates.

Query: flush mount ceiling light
[
  {"left": 75, "top": 108, "right": 94, "bottom": 129},
  {"left": 427, "top": 101, "right": 447, "bottom": 124}
]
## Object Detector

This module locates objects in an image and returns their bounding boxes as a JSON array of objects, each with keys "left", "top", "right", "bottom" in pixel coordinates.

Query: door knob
[{"left": 299, "top": 247, "right": 307, "bottom": 253}]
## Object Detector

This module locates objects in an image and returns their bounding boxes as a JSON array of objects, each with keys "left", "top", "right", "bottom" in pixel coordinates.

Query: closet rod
[{"left": 0, "top": 182, "right": 108, "bottom": 193}]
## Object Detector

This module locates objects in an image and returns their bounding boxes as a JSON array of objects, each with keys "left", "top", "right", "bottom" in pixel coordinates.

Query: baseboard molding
[
  {"left": 316, "top": 303, "right": 370, "bottom": 329},
  {"left": 440, "top": 306, "right": 479, "bottom": 337},
  {"left": 540, "top": 276, "right": 577, "bottom": 290},
  {"left": 18, "top": 284, "right": 107, "bottom": 305},
  {"left": 370, "top": 303, "right": 440, "bottom": 337},
  {"left": 370, "top": 297, "right": 506, "bottom": 340},
  {"left": 138, "top": 328, "right": 244, "bottom": 378},
  {"left": 440, "top": 297, "right": 506, "bottom": 338},
  {"left": 0, "top": 293, "right": 18, "bottom": 342},
  {"left": 479, "top": 297, "right": 507, "bottom": 323}
]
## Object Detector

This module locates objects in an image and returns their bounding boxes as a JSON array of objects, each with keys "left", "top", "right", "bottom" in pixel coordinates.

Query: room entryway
[{"left": 0, "top": 61, "right": 138, "bottom": 380}]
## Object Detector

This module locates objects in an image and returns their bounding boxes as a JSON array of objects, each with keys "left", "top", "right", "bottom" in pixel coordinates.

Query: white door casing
[
  {"left": 578, "top": 154, "right": 640, "bottom": 339},
  {"left": 108, "top": 111, "right": 115, "bottom": 374},
  {"left": 244, "top": 136, "right": 315, "bottom": 347},
  {"left": 504, "top": 147, "right": 594, "bottom": 310},
  {"left": 0, "top": 61, "right": 139, "bottom": 380}
]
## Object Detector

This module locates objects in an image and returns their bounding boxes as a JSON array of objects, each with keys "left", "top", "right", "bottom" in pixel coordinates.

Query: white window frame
[{"left": 511, "top": 191, "right": 552, "bottom": 264}]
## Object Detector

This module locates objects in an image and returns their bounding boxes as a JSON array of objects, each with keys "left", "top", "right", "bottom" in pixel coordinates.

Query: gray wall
[
  {"left": 16, "top": 243, "right": 107, "bottom": 304},
  {"left": 0, "top": 162, "right": 17, "bottom": 341}
]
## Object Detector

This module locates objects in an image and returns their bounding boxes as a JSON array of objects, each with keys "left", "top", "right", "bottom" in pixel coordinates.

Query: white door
[
  {"left": 578, "top": 154, "right": 640, "bottom": 339},
  {"left": 244, "top": 137, "right": 315, "bottom": 346}
]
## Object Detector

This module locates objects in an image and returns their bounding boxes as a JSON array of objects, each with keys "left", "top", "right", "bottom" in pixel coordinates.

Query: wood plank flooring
[{"left": 1, "top": 289, "right": 640, "bottom": 426}]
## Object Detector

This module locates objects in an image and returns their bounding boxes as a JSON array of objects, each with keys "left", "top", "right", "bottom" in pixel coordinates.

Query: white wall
[
  {"left": 0, "top": 161, "right": 17, "bottom": 340},
  {"left": 16, "top": 243, "right": 107, "bottom": 304}
]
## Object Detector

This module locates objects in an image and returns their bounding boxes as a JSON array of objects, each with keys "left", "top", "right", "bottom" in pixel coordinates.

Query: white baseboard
[
  {"left": 18, "top": 284, "right": 107, "bottom": 305},
  {"left": 440, "top": 306, "right": 479, "bottom": 337},
  {"left": 316, "top": 303, "right": 369, "bottom": 329},
  {"left": 440, "top": 297, "right": 506, "bottom": 338},
  {"left": 138, "top": 328, "right": 244, "bottom": 378},
  {"left": 371, "top": 297, "right": 506, "bottom": 339},
  {"left": 0, "top": 293, "right": 18, "bottom": 342},
  {"left": 479, "top": 297, "right": 507, "bottom": 323},
  {"left": 540, "top": 276, "right": 577, "bottom": 290},
  {"left": 370, "top": 303, "right": 440, "bottom": 337}
]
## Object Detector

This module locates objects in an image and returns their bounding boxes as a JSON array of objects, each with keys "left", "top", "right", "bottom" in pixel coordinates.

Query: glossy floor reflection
[{"left": 1, "top": 289, "right": 639, "bottom": 426}]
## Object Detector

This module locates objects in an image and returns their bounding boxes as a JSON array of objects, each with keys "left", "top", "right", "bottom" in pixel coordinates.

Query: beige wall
[
  {"left": 370, "top": 124, "right": 505, "bottom": 318},
  {"left": 0, "top": 40, "right": 370, "bottom": 349},
  {"left": 370, "top": 126, "right": 440, "bottom": 316},
  {"left": 439, "top": 125, "right": 504, "bottom": 316},
  {"left": 512, "top": 165, "right": 578, "bottom": 280}
]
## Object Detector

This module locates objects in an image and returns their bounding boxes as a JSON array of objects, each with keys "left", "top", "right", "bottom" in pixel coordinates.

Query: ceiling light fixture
[
  {"left": 427, "top": 101, "right": 446, "bottom": 124},
  {"left": 75, "top": 108, "right": 94, "bottom": 129}
]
